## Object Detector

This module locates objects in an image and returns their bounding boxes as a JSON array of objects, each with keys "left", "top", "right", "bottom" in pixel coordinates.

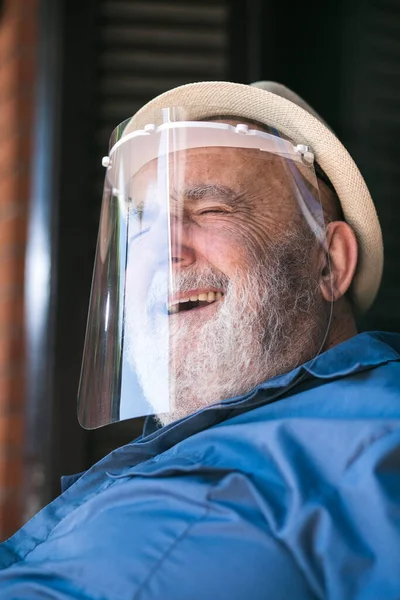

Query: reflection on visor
[{"left": 78, "top": 116, "right": 331, "bottom": 429}]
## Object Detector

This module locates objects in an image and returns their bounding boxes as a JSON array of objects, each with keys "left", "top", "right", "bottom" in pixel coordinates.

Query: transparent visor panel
[{"left": 78, "top": 110, "right": 332, "bottom": 429}]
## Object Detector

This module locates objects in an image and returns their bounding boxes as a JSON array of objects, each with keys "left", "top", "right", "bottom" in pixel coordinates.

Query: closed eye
[
  {"left": 129, "top": 227, "right": 151, "bottom": 242},
  {"left": 198, "top": 207, "right": 233, "bottom": 215},
  {"left": 128, "top": 204, "right": 156, "bottom": 242}
]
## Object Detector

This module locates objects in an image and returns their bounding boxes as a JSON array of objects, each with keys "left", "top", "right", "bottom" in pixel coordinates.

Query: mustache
[
  {"left": 147, "top": 267, "right": 230, "bottom": 306},
  {"left": 171, "top": 268, "right": 230, "bottom": 293}
]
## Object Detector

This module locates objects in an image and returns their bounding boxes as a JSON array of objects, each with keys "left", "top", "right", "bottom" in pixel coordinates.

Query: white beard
[{"left": 125, "top": 228, "right": 327, "bottom": 427}]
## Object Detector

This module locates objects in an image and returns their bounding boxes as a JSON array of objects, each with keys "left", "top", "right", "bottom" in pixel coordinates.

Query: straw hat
[{"left": 128, "top": 80, "right": 383, "bottom": 313}]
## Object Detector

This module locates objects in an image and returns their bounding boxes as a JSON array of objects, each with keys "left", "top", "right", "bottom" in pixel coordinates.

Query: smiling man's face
[{"left": 124, "top": 142, "right": 329, "bottom": 425}]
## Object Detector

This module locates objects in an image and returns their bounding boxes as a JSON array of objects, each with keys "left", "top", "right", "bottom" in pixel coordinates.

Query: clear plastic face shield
[{"left": 78, "top": 108, "right": 332, "bottom": 429}]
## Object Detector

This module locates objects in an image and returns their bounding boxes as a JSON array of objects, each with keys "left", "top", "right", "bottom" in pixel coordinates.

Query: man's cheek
[
  {"left": 211, "top": 218, "right": 275, "bottom": 268},
  {"left": 192, "top": 227, "right": 248, "bottom": 273}
]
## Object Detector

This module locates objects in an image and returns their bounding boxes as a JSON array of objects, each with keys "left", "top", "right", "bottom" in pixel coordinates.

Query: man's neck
[{"left": 324, "top": 296, "right": 358, "bottom": 352}]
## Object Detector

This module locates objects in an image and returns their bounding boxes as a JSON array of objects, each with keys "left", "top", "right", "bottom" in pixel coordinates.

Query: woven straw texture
[{"left": 128, "top": 81, "right": 383, "bottom": 313}]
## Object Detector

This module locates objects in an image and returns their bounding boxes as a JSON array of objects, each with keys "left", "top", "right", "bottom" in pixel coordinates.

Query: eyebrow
[{"left": 171, "top": 183, "right": 241, "bottom": 204}]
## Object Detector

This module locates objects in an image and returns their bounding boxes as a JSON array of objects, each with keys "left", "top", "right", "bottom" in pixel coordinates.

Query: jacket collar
[
  {"left": 303, "top": 331, "right": 400, "bottom": 379},
  {"left": 141, "top": 331, "right": 400, "bottom": 444}
]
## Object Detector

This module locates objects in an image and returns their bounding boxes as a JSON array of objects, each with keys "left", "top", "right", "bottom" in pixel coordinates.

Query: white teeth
[{"left": 168, "top": 291, "right": 223, "bottom": 312}]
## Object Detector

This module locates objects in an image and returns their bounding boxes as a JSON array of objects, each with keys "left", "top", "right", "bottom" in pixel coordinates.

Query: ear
[{"left": 319, "top": 221, "right": 358, "bottom": 302}]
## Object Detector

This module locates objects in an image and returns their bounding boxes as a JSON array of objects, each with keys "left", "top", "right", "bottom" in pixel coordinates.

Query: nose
[
  {"left": 144, "top": 210, "right": 196, "bottom": 270},
  {"left": 169, "top": 213, "right": 196, "bottom": 267}
]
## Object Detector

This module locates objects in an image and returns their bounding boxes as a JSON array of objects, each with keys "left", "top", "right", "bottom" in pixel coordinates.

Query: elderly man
[{"left": 0, "top": 81, "right": 399, "bottom": 599}]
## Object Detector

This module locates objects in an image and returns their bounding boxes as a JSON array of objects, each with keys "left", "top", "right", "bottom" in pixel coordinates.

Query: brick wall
[{"left": 0, "top": 0, "right": 37, "bottom": 539}]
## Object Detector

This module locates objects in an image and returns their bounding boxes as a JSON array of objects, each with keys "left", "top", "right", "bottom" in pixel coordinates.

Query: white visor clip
[
  {"left": 295, "top": 144, "right": 314, "bottom": 165},
  {"left": 144, "top": 124, "right": 156, "bottom": 133},
  {"left": 235, "top": 124, "right": 249, "bottom": 134}
]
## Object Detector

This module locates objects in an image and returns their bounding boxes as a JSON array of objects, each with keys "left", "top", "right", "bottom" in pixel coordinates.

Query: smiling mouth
[{"left": 168, "top": 291, "right": 223, "bottom": 315}]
